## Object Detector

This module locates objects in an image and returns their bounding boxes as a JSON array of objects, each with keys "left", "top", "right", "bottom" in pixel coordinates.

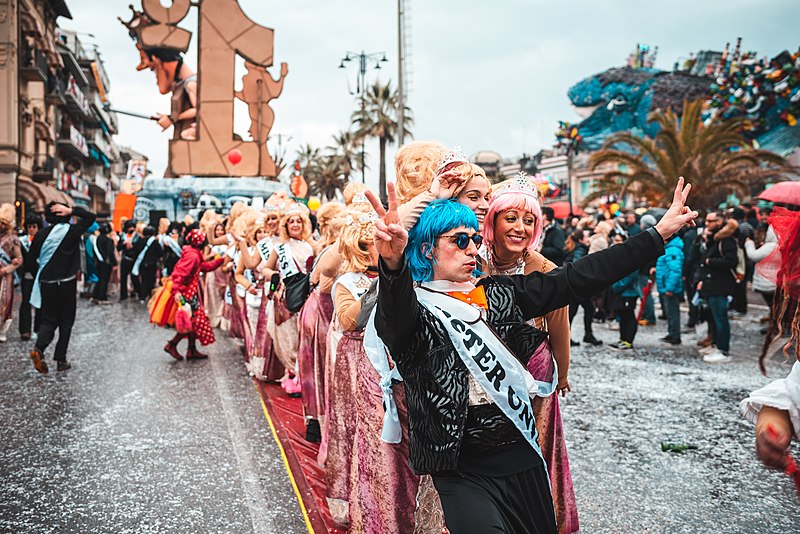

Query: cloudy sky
[{"left": 64, "top": 0, "right": 798, "bottom": 193}]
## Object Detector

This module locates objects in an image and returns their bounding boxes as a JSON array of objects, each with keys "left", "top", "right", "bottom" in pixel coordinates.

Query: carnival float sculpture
[
  {"left": 119, "top": 0, "right": 288, "bottom": 177},
  {"left": 566, "top": 41, "right": 800, "bottom": 155}
]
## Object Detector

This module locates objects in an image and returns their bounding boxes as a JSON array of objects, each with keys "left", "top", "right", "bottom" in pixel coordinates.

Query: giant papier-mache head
[{"left": 406, "top": 200, "right": 479, "bottom": 283}]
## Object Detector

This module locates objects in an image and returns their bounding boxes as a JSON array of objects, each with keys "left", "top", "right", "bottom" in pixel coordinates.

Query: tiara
[
  {"left": 499, "top": 171, "right": 537, "bottom": 195},
  {"left": 343, "top": 211, "right": 379, "bottom": 227},
  {"left": 285, "top": 206, "right": 303, "bottom": 216},
  {"left": 436, "top": 145, "right": 469, "bottom": 175},
  {"left": 351, "top": 192, "right": 370, "bottom": 205},
  {"left": 264, "top": 205, "right": 279, "bottom": 213}
]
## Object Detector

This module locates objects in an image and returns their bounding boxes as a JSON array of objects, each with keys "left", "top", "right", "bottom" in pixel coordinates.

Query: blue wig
[{"left": 406, "top": 199, "right": 479, "bottom": 282}]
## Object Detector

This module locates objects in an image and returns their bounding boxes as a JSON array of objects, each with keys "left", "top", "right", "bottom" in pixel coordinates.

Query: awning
[{"left": 17, "top": 176, "right": 73, "bottom": 212}]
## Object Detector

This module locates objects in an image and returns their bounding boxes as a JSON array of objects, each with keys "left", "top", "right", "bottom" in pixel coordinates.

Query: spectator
[
  {"left": 637, "top": 214, "right": 659, "bottom": 326},
  {"left": 656, "top": 234, "right": 684, "bottom": 344},
  {"left": 729, "top": 208, "right": 752, "bottom": 316},
  {"left": 681, "top": 225, "right": 701, "bottom": 331},
  {"left": 608, "top": 231, "right": 641, "bottom": 350},
  {"left": 744, "top": 225, "right": 778, "bottom": 330},
  {"left": 566, "top": 229, "right": 602, "bottom": 346},
  {"left": 117, "top": 220, "right": 141, "bottom": 301},
  {"left": 18, "top": 214, "right": 42, "bottom": 340},
  {"left": 131, "top": 225, "right": 164, "bottom": 302},
  {"left": 624, "top": 212, "right": 642, "bottom": 237},
  {"left": 91, "top": 223, "right": 117, "bottom": 304},
  {"left": 697, "top": 211, "right": 738, "bottom": 363},
  {"left": 540, "top": 206, "right": 566, "bottom": 266}
]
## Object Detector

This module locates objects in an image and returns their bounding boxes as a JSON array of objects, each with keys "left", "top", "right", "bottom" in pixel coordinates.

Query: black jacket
[
  {"left": 540, "top": 224, "right": 566, "bottom": 266},
  {"left": 131, "top": 236, "right": 164, "bottom": 268},
  {"left": 118, "top": 233, "right": 139, "bottom": 261},
  {"left": 698, "top": 233, "right": 738, "bottom": 297},
  {"left": 25, "top": 207, "right": 96, "bottom": 282},
  {"left": 376, "top": 228, "right": 665, "bottom": 475},
  {"left": 95, "top": 234, "right": 118, "bottom": 266}
]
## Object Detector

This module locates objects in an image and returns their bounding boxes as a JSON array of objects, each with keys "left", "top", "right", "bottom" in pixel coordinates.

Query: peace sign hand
[
  {"left": 366, "top": 183, "right": 408, "bottom": 271},
  {"left": 654, "top": 177, "right": 698, "bottom": 241}
]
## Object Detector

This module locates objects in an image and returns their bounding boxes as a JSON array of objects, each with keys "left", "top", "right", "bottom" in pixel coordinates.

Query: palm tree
[
  {"left": 586, "top": 99, "right": 792, "bottom": 208},
  {"left": 327, "top": 130, "right": 361, "bottom": 182},
  {"left": 351, "top": 81, "right": 413, "bottom": 200},
  {"left": 307, "top": 155, "right": 348, "bottom": 200}
]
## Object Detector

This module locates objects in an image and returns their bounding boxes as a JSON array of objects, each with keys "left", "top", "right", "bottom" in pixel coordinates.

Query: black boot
[{"left": 305, "top": 419, "right": 321, "bottom": 443}]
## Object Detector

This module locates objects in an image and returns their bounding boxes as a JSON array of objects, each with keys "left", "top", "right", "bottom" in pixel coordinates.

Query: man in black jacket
[
  {"left": 91, "top": 223, "right": 117, "bottom": 303},
  {"left": 539, "top": 206, "right": 566, "bottom": 266},
  {"left": 368, "top": 180, "right": 696, "bottom": 534},
  {"left": 697, "top": 211, "right": 738, "bottom": 363},
  {"left": 18, "top": 214, "right": 42, "bottom": 340},
  {"left": 25, "top": 202, "right": 96, "bottom": 372},
  {"left": 118, "top": 220, "right": 140, "bottom": 301}
]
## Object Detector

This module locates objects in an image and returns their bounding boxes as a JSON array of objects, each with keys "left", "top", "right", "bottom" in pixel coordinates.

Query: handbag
[
  {"left": 175, "top": 303, "right": 193, "bottom": 334},
  {"left": 283, "top": 271, "right": 311, "bottom": 313}
]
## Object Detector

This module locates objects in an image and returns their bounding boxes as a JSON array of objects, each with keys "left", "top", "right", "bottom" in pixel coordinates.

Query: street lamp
[{"left": 339, "top": 50, "right": 388, "bottom": 183}]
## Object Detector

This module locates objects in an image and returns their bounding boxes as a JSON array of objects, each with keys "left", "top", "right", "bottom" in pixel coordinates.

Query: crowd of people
[{"left": 1, "top": 139, "right": 798, "bottom": 533}]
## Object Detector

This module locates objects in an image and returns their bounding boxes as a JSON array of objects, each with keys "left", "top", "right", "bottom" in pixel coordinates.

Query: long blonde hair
[
  {"left": 316, "top": 201, "right": 345, "bottom": 249},
  {"left": 394, "top": 141, "right": 448, "bottom": 204},
  {"left": 278, "top": 207, "right": 312, "bottom": 243},
  {"left": 337, "top": 205, "right": 376, "bottom": 274}
]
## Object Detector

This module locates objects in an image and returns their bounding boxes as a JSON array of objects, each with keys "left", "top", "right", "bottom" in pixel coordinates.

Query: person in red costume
[{"left": 164, "top": 229, "right": 224, "bottom": 360}]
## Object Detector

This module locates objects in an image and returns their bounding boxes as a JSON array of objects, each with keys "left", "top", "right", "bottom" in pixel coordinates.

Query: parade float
[{"left": 114, "top": 0, "right": 293, "bottom": 223}]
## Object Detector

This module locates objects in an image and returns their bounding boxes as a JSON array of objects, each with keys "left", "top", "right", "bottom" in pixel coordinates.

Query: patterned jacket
[{"left": 377, "top": 229, "right": 665, "bottom": 475}]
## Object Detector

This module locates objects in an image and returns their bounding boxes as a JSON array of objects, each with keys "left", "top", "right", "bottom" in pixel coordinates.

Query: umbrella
[
  {"left": 758, "top": 182, "right": 800, "bottom": 206},
  {"left": 545, "top": 201, "right": 585, "bottom": 220}
]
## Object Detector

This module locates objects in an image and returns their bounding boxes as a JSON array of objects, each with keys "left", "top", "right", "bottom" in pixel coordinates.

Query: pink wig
[{"left": 482, "top": 186, "right": 543, "bottom": 252}]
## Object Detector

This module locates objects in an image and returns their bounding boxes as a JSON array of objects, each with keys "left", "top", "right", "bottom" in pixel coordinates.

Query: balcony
[
  {"left": 64, "top": 75, "right": 92, "bottom": 118},
  {"left": 21, "top": 45, "right": 49, "bottom": 83},
  {"left": 57, "top": 125, "right": 89, "bottom": 160},
  {"left": 88, "top": 129, "right": 112, "bottom": 163},
  {"left": 32, "top": 154, "right": 56, "bottom": 181},
  {"left": 47, "top": 75, "right": 66, "bottom": 106}
]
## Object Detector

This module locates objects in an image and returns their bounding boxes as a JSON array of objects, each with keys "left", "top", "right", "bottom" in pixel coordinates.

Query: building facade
[{"left": 0, "top": 0, "right": 123, "bottom": 224}]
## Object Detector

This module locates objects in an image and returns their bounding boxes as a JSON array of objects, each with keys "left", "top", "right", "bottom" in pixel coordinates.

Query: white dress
[{"left": 740, "top": 361, "right": 800, "bottom": 440}]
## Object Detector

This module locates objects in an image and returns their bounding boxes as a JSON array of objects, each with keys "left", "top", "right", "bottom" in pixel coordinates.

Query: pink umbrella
[{"left": 758, "top": 182, "right": 800, "bottom": 205}]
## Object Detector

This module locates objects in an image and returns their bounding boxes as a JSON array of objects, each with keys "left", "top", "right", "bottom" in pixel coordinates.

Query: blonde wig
[
  {"left": 228, "top": 201, "right": 248, "bottom": 228},
  {"left": 0, "top": 203, "right": 15, "bottom": 232},
  {"left": 199, "top": 209, "right": 220, "bottom": 234},
  {"left": 315, "top": 201, "right": 346, "bottom": 249},
  {"left": 337, "top": 206, "right": 377, "bottom": 274},
  {"left": 394, "top": 141, "right": 448, "bottom": 204},
  {"left": 342, "top": 182, "right": 369, "bottom": 205},
  {"left": 278, "top": 206, "right": 312, "bottom": 243}
]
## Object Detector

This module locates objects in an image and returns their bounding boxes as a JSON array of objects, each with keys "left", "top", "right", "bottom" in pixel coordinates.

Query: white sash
[
  {"left": 30, "top": 223, "right": 70, "bottom": 309},
  {"left": 90, "top": 235, "right": 104, "bottom": 263},
  {"left": 19, "top": 235, "right": 31, "bottom": 253},
  {"left": 131, "top": 236, "right": 156, "bottom": 276},
  {"left": 275, "top": 241, "right": 302, "bottom": 278},
  {"left": 161, "top": 235, "right": 182, "bottom": 257},
  {"left": 331, "top": 271, "right": 371, "bottom": 308},
  {"left": 256, "top": 236, "right": 274, "bottom": 263}
]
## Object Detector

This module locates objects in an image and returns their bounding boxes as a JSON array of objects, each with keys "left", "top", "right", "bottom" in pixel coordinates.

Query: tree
[
  {"left": 327, "top": 130, "right": 361, "bottom": 182},
  {"left": 308, "top": 155, "right": 348, "bottom": 201},
  {"left": 351, "top": 81, "right": 413, "bottom": 200},
  {"left": 586, "top": 99, "right": 793, "bottom": 208}
]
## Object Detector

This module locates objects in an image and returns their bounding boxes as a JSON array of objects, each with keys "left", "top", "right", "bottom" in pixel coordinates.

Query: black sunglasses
[{"left": 440, "top": 232, "right": 483, "bottom": 250}]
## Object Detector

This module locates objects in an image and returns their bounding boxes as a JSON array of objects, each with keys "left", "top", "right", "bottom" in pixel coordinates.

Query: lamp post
[{"left": 339, "top": 51, "right": 388, "bottom": 183}]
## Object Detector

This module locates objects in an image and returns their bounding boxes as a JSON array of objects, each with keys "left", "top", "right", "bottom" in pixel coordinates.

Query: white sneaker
[
  {"left": 607, "top": 321, "right": 619, "bottom": 331},
  {"left": 703, "top": 350, "right": 732, "bottom": 363},
  {"left": 698, "top": 344, "right": 717, "bottom": 355}
]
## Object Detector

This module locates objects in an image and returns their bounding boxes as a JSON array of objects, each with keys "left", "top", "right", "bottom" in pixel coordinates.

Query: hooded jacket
[{"left": 656, "top": 236, "right": 684, "bottom": 295}]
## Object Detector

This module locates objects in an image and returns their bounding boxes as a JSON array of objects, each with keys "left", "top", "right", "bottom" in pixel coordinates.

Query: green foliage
[{"left": 586, "top": 100, "right": 793, "bottom": 208}]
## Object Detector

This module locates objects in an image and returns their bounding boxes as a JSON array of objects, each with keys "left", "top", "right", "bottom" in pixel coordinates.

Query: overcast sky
[{"left": 64, "top": 0, "right": 798, "bottom": 193}]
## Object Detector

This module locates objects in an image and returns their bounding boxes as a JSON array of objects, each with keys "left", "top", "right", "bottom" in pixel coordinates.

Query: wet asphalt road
[
  {"left": 563, "top": 304, "right": 800, "bottom": 533},
  {"left": 0, "top": 296, "right": 305, "bottom": 533},
  {"left": 1, "top": 295, "right": 798, "bottom": 533}
]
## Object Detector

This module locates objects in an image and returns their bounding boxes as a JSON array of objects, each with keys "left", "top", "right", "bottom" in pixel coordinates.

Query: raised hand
[
  {"left": 366, "top": 183, "right": 408, "bottom": 270},
  {"left": 430, "top": 169, "right": 466, "bottom": 200},
  {"left": 654, "top": 177, "right": 698, "bottom": 241}
]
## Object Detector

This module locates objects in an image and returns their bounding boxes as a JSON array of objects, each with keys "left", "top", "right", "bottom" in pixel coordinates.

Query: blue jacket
[
  {"left": 612, "top": 269, "right": 640, "bottom": 297},
  {"left": 656, "top": 236, "right": 684, "bottom": 295}
]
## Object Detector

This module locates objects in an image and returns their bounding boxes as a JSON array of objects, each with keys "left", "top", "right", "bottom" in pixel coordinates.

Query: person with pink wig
[{"left": 481, "top": 173, "right": 579, "bottom": 534}]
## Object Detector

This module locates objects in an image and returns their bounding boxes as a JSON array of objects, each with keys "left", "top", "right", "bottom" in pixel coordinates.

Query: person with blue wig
[{"left": 365, "top": 180, "right": 697, "bottom": 533}]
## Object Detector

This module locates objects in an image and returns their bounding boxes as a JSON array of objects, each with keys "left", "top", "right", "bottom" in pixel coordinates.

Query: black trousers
[
  {"left": 119, "top": 259, "right": 140, "bottom": 301},
  {"left": 433, "top": 465, "right": 557, "bottom": 534},
  {"left": 35, "top": 279, "right": 77, "bottom": 362},
  {"left": 92, "top": 262, "right": 113, "bottom": 301},
  {"left": 732, "top": 280, "right": 747, "bottom": 314},
  {"left": 568, "top": 298, "right": 594, "bottom": 338},
  {"left": 137, "top": 264, "right": 157, "bottom": 301},
  {"left": 18, "top": 277, "right": 40, "bottom": 335},
  {"left": 614, "top": 296, "right": 639, "bottom": 344}
]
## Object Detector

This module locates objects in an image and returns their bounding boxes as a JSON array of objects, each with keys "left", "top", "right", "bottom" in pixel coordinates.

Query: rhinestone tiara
[{"left": 435, "top": 144, "right": 470, "bottom": 175}]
